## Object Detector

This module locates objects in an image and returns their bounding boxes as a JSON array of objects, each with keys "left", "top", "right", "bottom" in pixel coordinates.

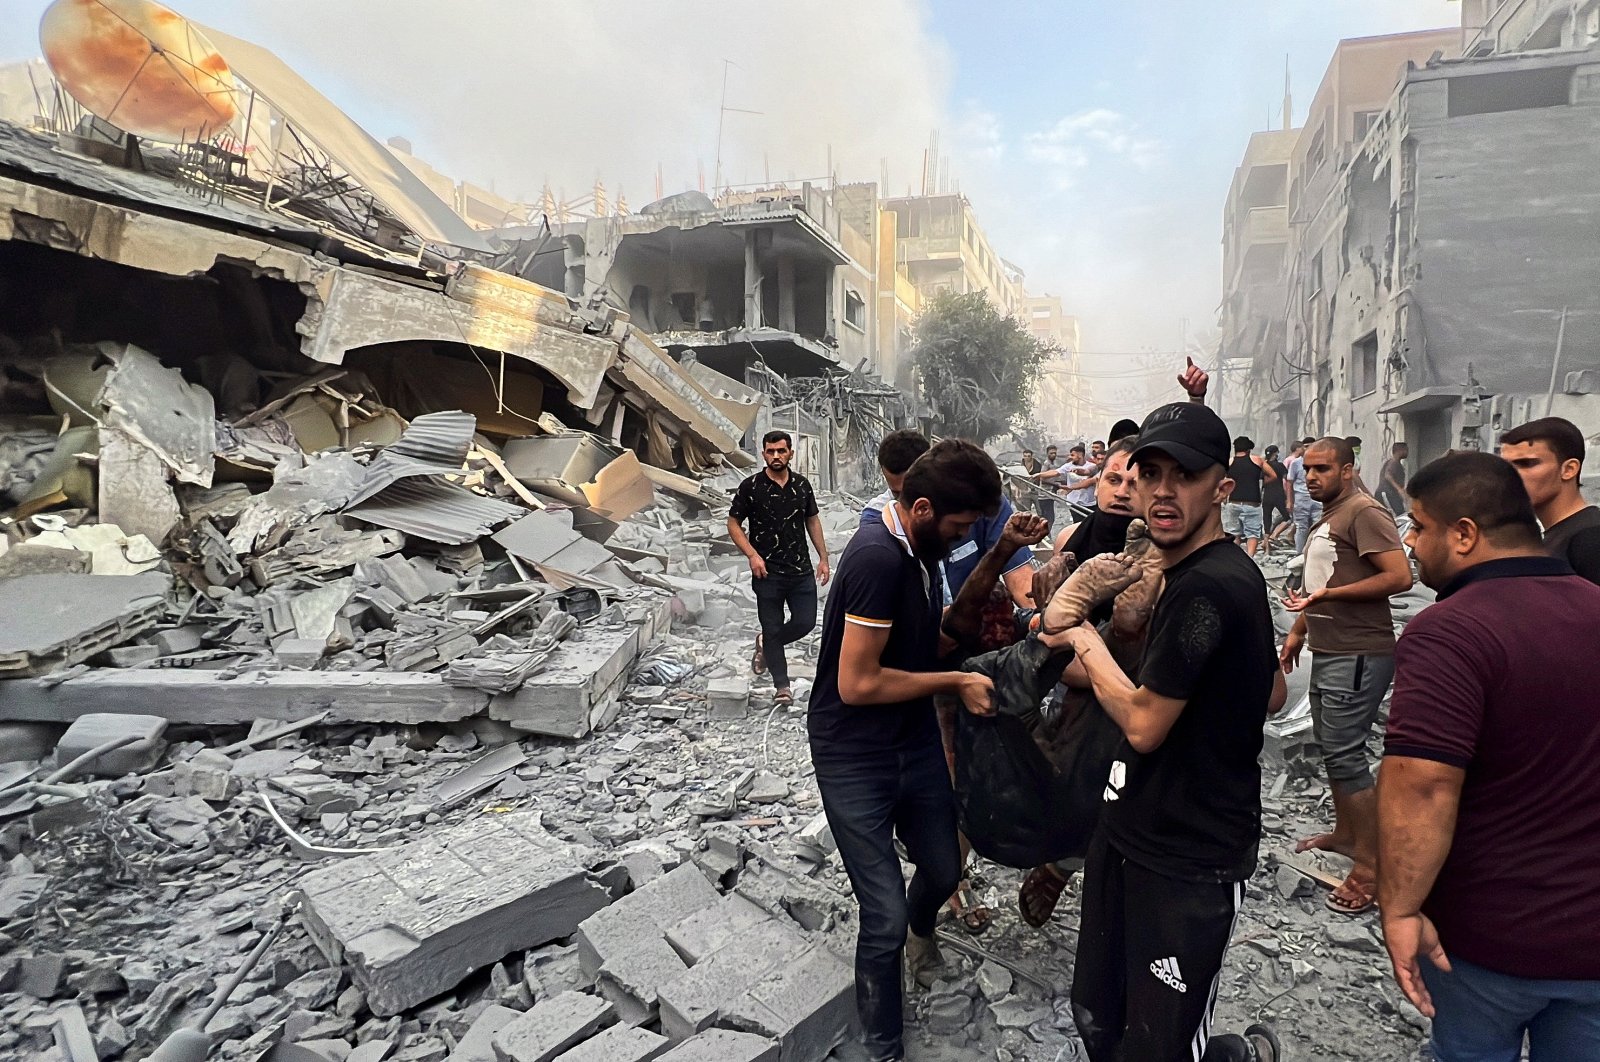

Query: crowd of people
[{"left": 723, "top": 365, "right": 1600, "bottom": 1062}]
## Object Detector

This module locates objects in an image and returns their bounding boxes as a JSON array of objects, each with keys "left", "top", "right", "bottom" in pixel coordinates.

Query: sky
[{"left": 1, "top": 0, "right": 1467, "bottom": 377}]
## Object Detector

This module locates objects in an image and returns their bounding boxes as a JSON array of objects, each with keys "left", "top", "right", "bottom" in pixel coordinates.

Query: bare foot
[
  {"left": 1031, "top": 552, "right": 1073, "bottom": 610},
  {"left": 1042, "top": 553, "right": 1141, "bottom": 633},
  {"left": 1112, "top": 520, "right": 1164, "bottom": 638},
  {"left": 1296, "top": 832, "right": 1357, "bottom": 859}
]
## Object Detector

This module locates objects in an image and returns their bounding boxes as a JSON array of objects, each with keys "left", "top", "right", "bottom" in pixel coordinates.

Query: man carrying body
[
  {"left": 1036, "top": 444, "right": 1100, "bottom": 520},
  {"left": 728, "top": 431, "right": 829, "bottom": 707},
  {"left": 808, "top": 440, "right": 1001, "bottom": 1062},
  {"left": 1500, "top": 416, "right": 1600, "bottom": 583},
  {"left": 863, "top": 431, "right": 1034, "bottom": 607},
  {"left": 1223, "top": 436, "right": 1277, "bottom": 557},
  {"left": 1061, "top": 402, "right": 1285, "bottom": 1062},
  {"left": 1280, "top": 437, "right": 1412, "bottom": 915},
  {"left": 1379, "top": 452, "right": 1600, "bottom": 1060},
  {"left": 1377, "top": 441, "right": 1409, "bottom": 516},
  {"left": 1286, "top": 437, "right": 1321, "bottom": 552}
]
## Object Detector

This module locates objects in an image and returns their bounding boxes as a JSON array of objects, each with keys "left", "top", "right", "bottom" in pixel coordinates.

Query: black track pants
[{"left": 1070, "top": 830, "right": 1256, "bottom": 1062}]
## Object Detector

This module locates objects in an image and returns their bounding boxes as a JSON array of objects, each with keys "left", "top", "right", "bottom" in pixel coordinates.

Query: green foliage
[{"left": 910, "top": 291, "right": 1052, "bottom": 443}]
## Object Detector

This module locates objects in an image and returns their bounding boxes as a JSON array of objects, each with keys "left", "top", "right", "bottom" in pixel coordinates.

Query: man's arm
[
  {"left": 1255, "top": 455, "right": 1279, "bottom": 482},
  {"left": 1178, "top": 357, "right": 1208, "bottom": 405},
  {"left": 805, "top": 514, "right": 830, "bottom": 585},
  {"left": 838, "top": 623, "right": 993, "bottom": 715},
  {"left": 1060, "top": 625, "right": 1186, "bottom": 753},
  {"left": 944, "top": 513, "right": 1048, "bottom": 646},
  {"left": 1384, "top": 464, "right": 1406, "bottom": 494},
  {"left": 1285, "top": 548, "right": 1412, "bottom": 611},
  {"left": 1378, "top": 756, "right": 1463, "bottom": 1016}
]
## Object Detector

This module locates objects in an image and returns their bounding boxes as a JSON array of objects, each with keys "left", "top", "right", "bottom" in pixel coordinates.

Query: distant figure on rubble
[
  {"left": 727, "top": 430, "right": 829, "bottom": 708},
  {"left": 1286, "top": 437, "right": 1322, "bottom": 553},
  {"left": 1379, "top": 452, "right": 1600, "bottom": 1060},
  {"left": 1059, "top": 402, "right": 1285, "bottom": 1062},
  {"left": 1223, "top": 436, "right": 1277, "bottom": 558},
  {"left": 807, "top": 440, "right": 1001, "bottom": 1062},
  {"left": 1500, "top": 416, "right": 1600, "bottom": 584},
  {"left": 1378, "top": 440, "right": 1410, "bottom": 516},
  {"left": 1280, "top": 436, "right": 1412, "bottom": 916},
  {"left": 1261, "top": 444, "right": 1291, "bottom": 551}
]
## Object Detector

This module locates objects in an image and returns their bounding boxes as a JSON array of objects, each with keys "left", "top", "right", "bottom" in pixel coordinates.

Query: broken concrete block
[
  {"left": 445, "top": 1004, "right": 520, "bottom": 1062},
  {"left": 491, "top": 991, "right": 614, "bottom": 1062},
  {"left": 707, "top": 677, "right": 750, "bottom": 721},
  {"left": 664, "top": 893, "right": 773, "bottom": 965},
  {"left": 0, "top": 721, "right": 62, "bottom": 764},
  {"left": 658, "top": 918, "right": 811, "bottom": 1041},
  {"left": 576, "top": 864, "right": 720, "bottom": 1022},
  {"left": 0, "top": 573, "right": 168, "bottom": 677},
  {"left": 550, "top": 1024, "right": 668, "bottom": 1062},
  {"left": 718, "top": 945, "right": 854, "bottom": 1062},
  {"left": 154, "top": 625, "right": 204, "bottom": 656},
  {"left": 654, "top": 1030, "right": 777, "bottom": 1062},
  {"left": 0, "top": 874, "right": 52, "bottom": 920},
  {"left": 297, "top": 812, "right": 612, "bottom": 1016},
  {"left": 105, "top": 644, "right": 161, "bottom": 668},
  {"left": 56, "top": 713, "right": 169, "bottom": 776},
  {"left": 490, "top": 625, "right": 643, "bottom": 739},
  {"left": 276, "top": 639, "right": 329, "bottom": 668}
]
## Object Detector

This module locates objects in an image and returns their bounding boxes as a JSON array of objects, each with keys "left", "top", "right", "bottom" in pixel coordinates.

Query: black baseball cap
[{"left": 1131, "top": 403, "right": 1232, "bottom": 473}]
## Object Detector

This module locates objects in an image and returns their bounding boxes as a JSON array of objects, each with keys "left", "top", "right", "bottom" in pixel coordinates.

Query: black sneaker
[{"left": 1245, "top": 1023, "right": 1282, "bottom": 1062}]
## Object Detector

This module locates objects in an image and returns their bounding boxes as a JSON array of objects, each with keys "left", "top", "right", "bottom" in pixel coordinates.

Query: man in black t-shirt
[
  {"left": 728, "top": 430, "right": 830, "bottom": 705},
  {"left": 1059, "top": 403, "right": 1287, "bottom": 1062},
  {"left": 808, "top": 440, "right": 1000, "bottom": 1062}
]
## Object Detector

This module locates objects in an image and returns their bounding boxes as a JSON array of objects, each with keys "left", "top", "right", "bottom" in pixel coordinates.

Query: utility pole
[{"left": 713, "top": 59, "right": 761, "bottom": 197}]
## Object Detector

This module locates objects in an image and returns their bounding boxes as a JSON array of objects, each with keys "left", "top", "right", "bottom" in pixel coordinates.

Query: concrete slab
[
  {"left": 664, "top": 893, "right": 772, "bottom": 964},
  {"left": 576, "top": 864, "right": 721, "bottom": 1023},
  {"left": 297, "top": 813, "right": 612, "bottom": 1016},
  {"left": 56, "top": 713, "right": 168, "bottom": 776},
  {"left": 0, "top": 669, "right": 491, "bottom": 726},
  {"left": 490, "top": 625, "right": 641, "bottom": 739},
  {"left": 718, "top": 945, "right": 854, "bottom": 1062},
  {"left": 654, "top": 1030, "right": 777, "bottom": 1062},
  {"left": 491, "top": 992, "right": 614, "bottom": 1062},
  {"left": 549, "top": 1024, "right": 667, "bottom": 1062},
  {"left": 446, "top": 1004, "right": 521, "bottom": 1062},
  {"left": 0, "top": 573, "right": 168, "bottom": 677},
  {"left": 658, "top": 918, "right": 810, "bottom": 1041},
  {"left": 707, "top": 677, "right": 750, "bottom": 721}
]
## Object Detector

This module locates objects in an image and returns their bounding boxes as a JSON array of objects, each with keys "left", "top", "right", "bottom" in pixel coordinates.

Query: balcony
[
  {"left": 898, "top": 234, "right": 963, "bottom": 262},
  {"left": 1240, "top": 206, "right": 1289, "bottom": 247}
]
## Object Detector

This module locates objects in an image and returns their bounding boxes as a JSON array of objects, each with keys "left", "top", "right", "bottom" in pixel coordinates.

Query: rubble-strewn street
[{"left": 4, "top": 0, "right": 1598, "bottom": 1058}]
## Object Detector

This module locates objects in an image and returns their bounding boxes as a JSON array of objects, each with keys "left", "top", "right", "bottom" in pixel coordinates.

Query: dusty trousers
[
  {"left": 813, "top": 740, "right": 961, "bottom": 1059},
  {"left": 752, "top": 572, "right": 817, "bottom": 687}
]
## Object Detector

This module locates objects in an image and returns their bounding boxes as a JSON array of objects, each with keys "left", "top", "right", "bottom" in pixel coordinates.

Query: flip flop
[
  {"left": 751, "top": 634, "right": 766, "bottom": 676},
  {"left": 948, "top": 881, "right": 992, "bottom": 935},
  {"left": 1018, "top": 864, "right": 1069, "bottom": 928},
  {"left": 1325, "top": 877, "right": 1377, "bottom": 915}
]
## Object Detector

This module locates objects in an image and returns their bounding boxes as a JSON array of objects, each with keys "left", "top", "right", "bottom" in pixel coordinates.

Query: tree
[{"left": 910, "top": 292, "right": 1051, "bottom": 444}]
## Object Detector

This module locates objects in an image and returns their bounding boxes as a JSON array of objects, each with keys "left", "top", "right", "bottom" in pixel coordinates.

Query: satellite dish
[{"left": 39, "top": 0, "right": 240, "bottom": 144}]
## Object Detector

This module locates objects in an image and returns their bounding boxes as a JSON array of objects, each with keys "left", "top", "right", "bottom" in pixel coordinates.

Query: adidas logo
[{"left": 1150, "top": 956, "right": 1188, "bottom": 993}]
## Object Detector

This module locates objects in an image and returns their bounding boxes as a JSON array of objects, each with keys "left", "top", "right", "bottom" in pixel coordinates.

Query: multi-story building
[
  {"left": 1026, "top": 294, "right": 1092, "bottom": 440},
  {"left": 1229, "top": 11, "right": 1600, "bottom": 480},
  {"left": 1219, "top": 127, "right": 1297, "bottom": 438},
  {"left": 883, "top": 193, "right": 1026, "bottom": 317}
]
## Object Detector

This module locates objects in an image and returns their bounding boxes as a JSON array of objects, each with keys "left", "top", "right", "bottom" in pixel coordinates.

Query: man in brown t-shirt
[{"left": 1280, "top": 437, "right": 1413, "bottom": 914}]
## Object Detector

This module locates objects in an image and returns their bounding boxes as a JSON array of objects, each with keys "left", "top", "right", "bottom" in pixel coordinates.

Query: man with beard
[
  {"left": 1379, "top": 453, "right": 1600, "bottom": 1059},
  {"left": 1280, "top": 437, "right": 1411, "bottom": 916},
  {"left": 807, "top": 439, "right": 1000, "bottom": 1062},
  {"left": 1061, "top": 402, "right": 1285, "bottom": 1062},
  {"left": 728, "top": 431, "right": 830, "bottom": 708}
]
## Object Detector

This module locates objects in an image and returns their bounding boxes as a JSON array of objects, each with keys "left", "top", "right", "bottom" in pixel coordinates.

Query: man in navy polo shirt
[
  {"left": 1380, "top": 452, "right": 1600, "bottom": 1060},
  {"left": 809, "top": 439, "right": 1001, "bottom": 1062}
]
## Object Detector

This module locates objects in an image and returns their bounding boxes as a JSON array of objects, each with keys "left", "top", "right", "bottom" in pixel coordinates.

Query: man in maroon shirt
[{"left": 1379, "top": 452, "right": 1600, "bottom": 1060}]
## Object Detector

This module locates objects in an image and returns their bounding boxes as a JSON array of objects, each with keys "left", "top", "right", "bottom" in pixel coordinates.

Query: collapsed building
[{"left": 1218, "top": 2, "right": 1600, "bottom": 474}]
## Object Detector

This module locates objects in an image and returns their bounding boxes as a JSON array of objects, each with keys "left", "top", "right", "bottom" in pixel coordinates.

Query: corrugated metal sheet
[
  {"left": 346, "top": 410, "right": 476, "bottom": 507},
  {"left": 347, "top": 477, "right": 523, "bottom": 546}
]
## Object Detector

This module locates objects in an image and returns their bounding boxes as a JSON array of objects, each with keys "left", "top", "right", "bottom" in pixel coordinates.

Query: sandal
[
  {"left": 1018, "top": 864, "right": 1069, "bottom": 928},
  {"left": 947, "top": 880, "right": 992, "bottom": 935},
  {"left": 1325, "top": 876, "right": 1378, "bottom": 915},
  {"left": 751, "top": 634, "right": 766, "bottom": 676}
]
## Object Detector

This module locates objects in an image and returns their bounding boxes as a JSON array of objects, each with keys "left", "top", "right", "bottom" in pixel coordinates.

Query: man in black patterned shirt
[{"left": 729, "top": 430, "right": 831, "bottom": 705}]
